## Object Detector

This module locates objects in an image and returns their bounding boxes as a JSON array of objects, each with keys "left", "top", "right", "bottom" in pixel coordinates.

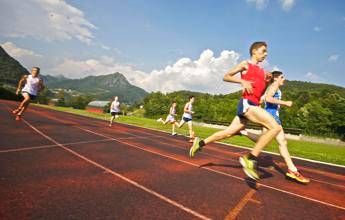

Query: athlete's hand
[
  {"left": 284, "top": 101, "right": 293, "bottom": 107},
  {"left": 241, "top": 80, "right": 253, "bottom": 94},
  {"left": 191, "top": 111, "right": 195, "bottom": 114},
  {"left": 265, "top": 72, "right": 272, "bottom": 82},
  {"left": 15, "top": 89, "right": 19, "bottom": 95}
]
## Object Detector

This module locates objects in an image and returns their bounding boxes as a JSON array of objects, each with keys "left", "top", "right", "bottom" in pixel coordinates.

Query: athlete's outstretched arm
[
  {"left": 16, "top": 75, "right": 28, "bottom": 95},
  {"left": 265, "top": 83, "right": 292, "bottom": 107},
  {"left": 223, "top": 61, "right": 253, "bottom": 94}
]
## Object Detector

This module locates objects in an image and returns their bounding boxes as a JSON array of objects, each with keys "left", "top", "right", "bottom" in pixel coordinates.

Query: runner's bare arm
[
  {"left": 16, "top": 75, "right": 28, "bottom": 95},
  {"left": 184, "top": 103, "right": 193, "bottom": 114},
  {"left": 265, "top": 82, "right": 292, "bottom": 107},
  {"left": 223, "top": 61, "right": 253, "bottom": 94}
]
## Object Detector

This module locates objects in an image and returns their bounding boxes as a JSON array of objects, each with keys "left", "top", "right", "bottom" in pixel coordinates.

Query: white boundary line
[
  {"left": 78, "top": 127, "right": 345, "bottom": 211},
  {"left": 3, "top": 103, "right": 345, "bottom": 212},
  {"left": 0, "top": 136, "right": 156, "bottom": 154},
  {"left": 47, "top": 106, "right": 344, "bottom": 169},
  {"left": 0, "top": 139, "right": 112, "bottom": 153},
  {"left": 20, "top": 118, "right": 211, "bottom": 220}
]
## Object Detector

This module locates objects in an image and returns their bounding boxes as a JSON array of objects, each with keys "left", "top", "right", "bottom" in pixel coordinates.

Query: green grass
[{"left": 34, "top": 104, "right": 345, "bottom": 166}]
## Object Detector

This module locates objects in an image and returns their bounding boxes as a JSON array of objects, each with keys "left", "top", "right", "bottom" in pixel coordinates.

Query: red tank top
[{"left": 241, "top": 62, "right": 266, "bottom": 105}]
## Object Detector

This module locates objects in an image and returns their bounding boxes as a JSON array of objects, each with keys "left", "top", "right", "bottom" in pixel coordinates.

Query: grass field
[{"left": 34, "top": 104, "right": 345, "bottom": 166}]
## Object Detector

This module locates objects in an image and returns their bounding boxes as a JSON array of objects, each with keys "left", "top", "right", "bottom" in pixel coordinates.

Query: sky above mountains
[{"left": 0, "top": 0, "right": 344, "bottom": 94}]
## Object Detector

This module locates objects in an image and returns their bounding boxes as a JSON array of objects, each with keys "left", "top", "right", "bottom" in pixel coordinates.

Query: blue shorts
[
  {"left": 182, "top": 117, "right": 192, "bottom": 122},
  {"left": 265, "top": 108, "right": 282, "bottom": 125},
  {"left": 237, "top": 99, "right": 258, "bottom": 118}
]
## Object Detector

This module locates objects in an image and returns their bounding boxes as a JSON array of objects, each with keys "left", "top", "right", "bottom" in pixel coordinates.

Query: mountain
[
  {"left": 0, "top": 45, "right": 147, "bottom": 104},
  {"left": 43, "top": 73, "right": 148, "bottom": 104},
  {"left": 0, "top": 46, "right": 29, "bottom": 86}
]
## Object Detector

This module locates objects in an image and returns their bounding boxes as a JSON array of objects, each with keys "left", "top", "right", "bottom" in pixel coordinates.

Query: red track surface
[{"left": 0, "top": 99, "right": 344, "bottom": 220}]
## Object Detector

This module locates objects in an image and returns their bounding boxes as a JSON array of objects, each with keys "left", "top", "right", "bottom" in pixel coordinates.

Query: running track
[{"left": 0, "top": 99, "right": 344, "bottom": 220}]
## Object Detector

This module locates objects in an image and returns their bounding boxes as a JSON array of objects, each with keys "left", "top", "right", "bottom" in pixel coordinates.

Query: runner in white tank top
[
  {"left": 177, "top": 96, "right": 196, "bottom": 142},
  {"left": 109, "top": 96, "right": 121, "bottom": 126},
  {"left": 12, "top": 67, "right": 44, "bottom": 120},
  {"left": 157, "top": 101, "right": 180, "bottom": 135},
  {"left": 21, "top": 75, "right": 41, "bottom": 97}
]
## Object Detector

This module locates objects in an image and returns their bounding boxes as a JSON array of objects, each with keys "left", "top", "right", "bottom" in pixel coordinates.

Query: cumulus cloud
[
  {"left": 328, "top": 54, "right": 339, "bottom": 62},
  {"left": 0, "top": 0, "right": 96, "bottom": 44},
  {"left": 1, "top": 41, "right": 41, "bottom": 58},
  {"left": 279, "top": 0, "right": 295, "bottom": 11},
  {"left": 246, "top": 0, "right": 269, "bottom": 10},
  {"left": 50, "top": 49, "right": 243, "bottom": 94}
]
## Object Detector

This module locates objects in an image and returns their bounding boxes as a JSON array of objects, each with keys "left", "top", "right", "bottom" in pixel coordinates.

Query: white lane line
[
  {"left": 0, "top": 139, "right": 113, "bottom": 153},
  {"left": 78, "top": 127, "right": 345, "bottom": 211},
  {"left": 21, "top": 118, "right": 211, "bottom": 220}
]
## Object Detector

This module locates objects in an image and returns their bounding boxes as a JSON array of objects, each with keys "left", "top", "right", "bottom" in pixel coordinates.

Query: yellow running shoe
[
  {"left": 286, "top": 170, "right": 310, "bottom": 184},
  {"left": 189, "top": 137, "right": 201, "bottom": 158},
  {"left": 239, "top": 155, "right": 260, "bottom": 180}
]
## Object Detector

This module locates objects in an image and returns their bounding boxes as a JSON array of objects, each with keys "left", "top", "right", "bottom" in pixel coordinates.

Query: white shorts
[{"left": 166, "top": 115, "right": 176, "bottom": 123}]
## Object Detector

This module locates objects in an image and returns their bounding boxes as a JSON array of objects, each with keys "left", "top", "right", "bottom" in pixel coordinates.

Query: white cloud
[
  {"left": 305, "top": 72, "right": 321, "bottom": 82},
  {"left": 246, "top": 0, "right": 269, "bottom": 10},
  {"left": 99, "top": 43, "right": 111, "bottom": 51},
  {"left": 313, "top": 26, "right": 322, "bottom": 32},
  {"left": 246, "top": 0, "right": 296, "bottom": 11},
  {"left": 50, "top": 49, "right": 242, "bottom": 94},
  {"left": 279, "top": 0, "right": 295, "bottom": 11},
  {"left": 0, "top": 0, "right": 96, "bottom": 44},
  {"left": 328, "top": 54, "right": 339, "bottom": 62},
  {"left": 1, "top": 41, "right": 41, "bottom": 58}
]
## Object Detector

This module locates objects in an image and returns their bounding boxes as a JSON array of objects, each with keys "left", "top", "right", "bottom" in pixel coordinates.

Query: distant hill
[
  {"left": 0, "top": 46, "right": 29, "bottom": 86},
  {"left": 143, "top": 81, "right": 345, "bottom": 139},
  {"left": 43, "top": 73, "right": 148, "bottom": 104},
  {"left": 0, "top": 45, "right": 148, "bottom": 104}
]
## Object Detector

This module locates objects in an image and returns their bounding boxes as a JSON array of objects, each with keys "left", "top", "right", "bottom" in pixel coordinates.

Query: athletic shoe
[
  {"left": 15, "top": 115, "right": 21, "bottom": 121},
  {"left": 171, "top": 132, "right": 177, "bottom": 136},
  {"left": 12, "top": 109, "right": 19, "bottom": 115},
  {"left": 109, "top": 124, "right": 112, "bottom": 127},
  {"left": 156, "top": 118, "right": 163, "bottom": 122},
  {"left": 286, "top": 169, "right": 310, "bottom": 184},
  {"left": 189, "top": 137, "right": 201, "bottom": 158},
  {"left": 188, "top": 138, "right": 195, "bottom": 143},
  {"left": 239, "top": 155, "right": 260, "bottom": 180}
]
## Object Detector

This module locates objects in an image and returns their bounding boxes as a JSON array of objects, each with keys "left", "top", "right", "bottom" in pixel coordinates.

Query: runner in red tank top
[
  {"left": 241, "top": 62, "right": 266, "bottom": 105},
  {"left": 189, "top": 42, "right": 281, "bottom": 180}
]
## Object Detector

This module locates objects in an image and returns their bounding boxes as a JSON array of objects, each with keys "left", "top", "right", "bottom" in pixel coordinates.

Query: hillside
[
  {"left": 0, "top": 46, "right": 29, "bottom": 86},
  {"left": 143, "top": 81, "right": 345, "bottom": 139},
  {"left": 43, "top": 73, "right": 148, "bottom": 104}
]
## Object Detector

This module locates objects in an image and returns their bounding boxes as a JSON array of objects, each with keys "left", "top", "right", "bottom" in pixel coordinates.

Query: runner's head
[
  {"left": 172, "top": 101, "right": 177, "bottom": 108},
  {"left": 250, "top": 42, "right": 267, "bottom": 62},
  {"left": 189, "top": 95, "right": 195, "bottom": 103},
  {"left": 271, "top": 71, "right": 285, "bottom": 86},
  {"left": 114, "top": 96, "right": 118, "bottom": 101},
  {"left": 31, "top": 67, "right": 40, "bottom": 77}
]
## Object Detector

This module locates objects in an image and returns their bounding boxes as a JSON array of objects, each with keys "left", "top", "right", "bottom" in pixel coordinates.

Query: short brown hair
[
  {"left": 32, "top": 67, "right": 40, "bottom": 73},
  {"left": 249, "top": 42, "right": 267, "bottom": 56}
]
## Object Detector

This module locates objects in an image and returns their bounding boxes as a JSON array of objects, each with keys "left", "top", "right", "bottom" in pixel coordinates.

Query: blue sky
[{"left": 0, "top": 0, "right": 344, "bottom": 93}]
